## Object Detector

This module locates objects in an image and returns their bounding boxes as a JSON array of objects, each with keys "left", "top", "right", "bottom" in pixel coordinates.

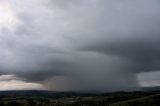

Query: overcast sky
[{"left": 0, "top": 0, "right": 160, "bottom": 92}]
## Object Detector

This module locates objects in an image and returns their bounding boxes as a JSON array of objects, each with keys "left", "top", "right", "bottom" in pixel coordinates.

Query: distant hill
[
  {"left": 141, "top": 86, "right": 160, "bottom": 91},
  {"left": 0, "top": 90, "right": 94, "bottom": 98}
]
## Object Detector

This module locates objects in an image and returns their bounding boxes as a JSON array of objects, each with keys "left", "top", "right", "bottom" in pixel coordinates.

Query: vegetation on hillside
[{"left": 0, "top": 91, "right": 159, "bottom": 106}]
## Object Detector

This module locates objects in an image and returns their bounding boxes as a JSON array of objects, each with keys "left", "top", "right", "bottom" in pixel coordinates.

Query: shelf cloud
[{"left": 0, "top": 0, "right": 160, "bottom": 92}]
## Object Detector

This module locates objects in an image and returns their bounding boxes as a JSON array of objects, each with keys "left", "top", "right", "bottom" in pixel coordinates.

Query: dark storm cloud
[
  {"left": 76, "top": 0, "right": 160, "bottom": 73},
  {"left": 0, "top": 0, "right": 160, "bottom": 91}
]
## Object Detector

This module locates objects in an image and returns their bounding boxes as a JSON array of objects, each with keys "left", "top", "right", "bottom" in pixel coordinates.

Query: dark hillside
[{"left": 0, "top": 90, "right": 159, "bottom": 106}]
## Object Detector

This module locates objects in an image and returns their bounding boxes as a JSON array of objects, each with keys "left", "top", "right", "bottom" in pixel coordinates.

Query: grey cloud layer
[{"left": 0, "top": 0, "right": 160, "bottom": 91}]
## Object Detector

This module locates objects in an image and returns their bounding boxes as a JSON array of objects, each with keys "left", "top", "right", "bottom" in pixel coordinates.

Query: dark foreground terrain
[{"left": 0, "top": 90, "right": 159, "bottom": 106}]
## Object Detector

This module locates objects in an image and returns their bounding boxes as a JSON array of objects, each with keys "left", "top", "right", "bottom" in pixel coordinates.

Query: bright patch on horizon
[
  {"left": 138, "top": 71, "right": 160, "bottom": 87},
  {"left": 0, "top": 75, "right": 46, "bottom": 91}
]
